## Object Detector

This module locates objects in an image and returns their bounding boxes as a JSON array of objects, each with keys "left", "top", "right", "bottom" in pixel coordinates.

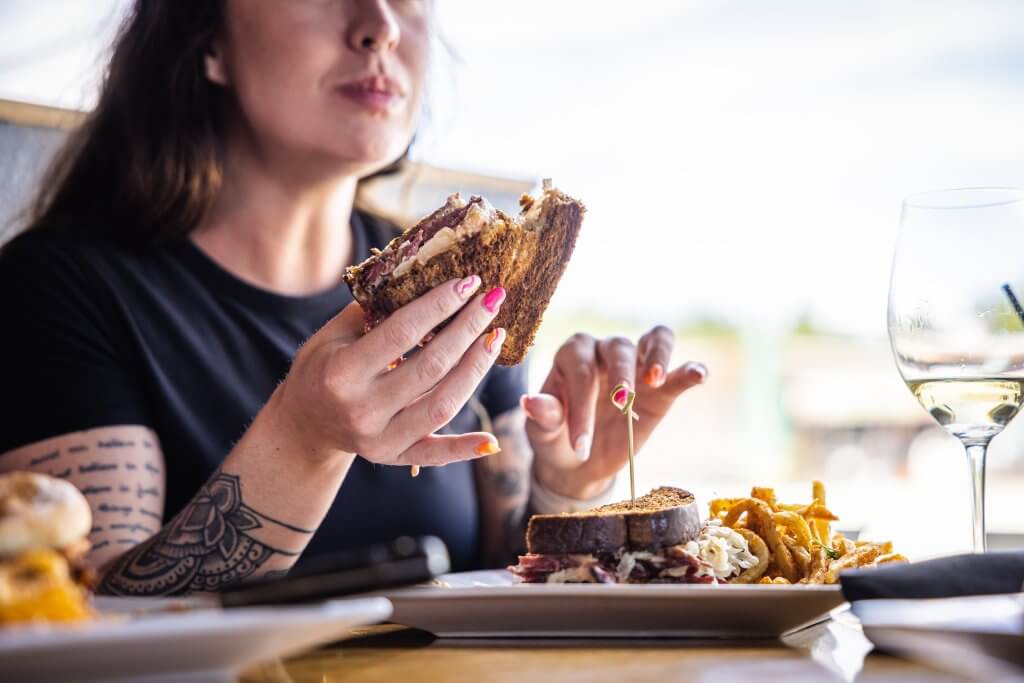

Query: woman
[{"left": 0, "top": 0, "right": 706, "bottom": 595}]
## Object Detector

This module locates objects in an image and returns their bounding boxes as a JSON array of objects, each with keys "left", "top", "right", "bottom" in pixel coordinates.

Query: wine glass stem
[{"left": 963, "top": 443, "right": 988, "bottom": 553}]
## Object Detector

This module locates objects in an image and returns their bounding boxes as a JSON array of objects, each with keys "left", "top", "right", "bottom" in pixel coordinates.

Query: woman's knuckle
[
  {"left": 570, "top": 361, "right": 593, "bottom": 380},
  {"left": 416, "top": 351, "right": 449, "bottom": 384},
  {"left": 344, "top": 405, "right": 376, "bottom": 437},
  {"left": 568, "top": 332, "right": 594, "bottom": 347},
  {"left": 432, "top": 292, "right": 454, "bottom": 319},
  {"left": 428, "top": 396, "right": 459, "bottom": 425},
  {"left": 470, "top": 357, "right": 492, "bottom": 378},
  {"left": 653, "top": 324, "right": 674, "bottom": 341},
  {"left": 606, "top": 335, "right": 633, "bottom": 350},
  {"left": 557, "top": 334, "right": 592, "bottom": 361},
  {"left": 383, "top": 319, "right": 418, "bottom": 350}
]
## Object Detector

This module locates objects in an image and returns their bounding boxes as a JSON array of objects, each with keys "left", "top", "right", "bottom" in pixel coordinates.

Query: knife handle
[{"left": 219, "top": 535, "right": 449, "bottom": 608}]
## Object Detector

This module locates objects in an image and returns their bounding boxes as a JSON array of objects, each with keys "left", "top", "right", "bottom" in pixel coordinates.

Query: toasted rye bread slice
[
  {"left": 343, "top": 188, "right": 584, "bottom": 366},
  {"left": 526, "top": 486, "right": 702, "bottom": 555}
]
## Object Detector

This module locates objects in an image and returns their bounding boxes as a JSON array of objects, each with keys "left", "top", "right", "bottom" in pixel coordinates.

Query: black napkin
[{"left": 840, "top": 551, "right": 1024, "bottom": 601}]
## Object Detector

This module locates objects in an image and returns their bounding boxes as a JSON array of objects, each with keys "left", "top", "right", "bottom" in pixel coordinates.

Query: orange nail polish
[
  {"left": 410, "top": 465, "right": 420, "bottom": 477},
  {"left": 644, "top": 364, "right": 665, "bottom": 387},
  {"left": 482, "top": 287, "right": 506, "bottom": 313},
  {"left": 474, "top": 439, "right": 501, "bottom": 456},
  {"left": 387, "top": 356, "right": 405, "bottom": 371},
  {"left": 484, "top": 328, "right": 503, "bottom": 353}
]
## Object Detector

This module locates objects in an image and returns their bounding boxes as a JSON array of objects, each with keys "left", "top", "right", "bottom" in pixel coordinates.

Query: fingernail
[
  {"left": 520, "top": 394, "right": 538, "bottom": 420},
  {"left": 410, "top": 465, "right": 421, "bottom": 477},
  {"left": 644, "top": 364, "right": 665, "bottom": 388},
  {"left": 482, "top": 286, "right": 506, "bottom": 313},
  {"left": 387, "top": 356, "right": 405, "bottom": 371},
  {"left": 574, "top": 433, "right": 591, "bottom": 462},
  {"left": 474, "top": 439, "right": 501, "bottom": 456},
  {"left": 612, "top": 383, "right": 631, "bottom": 407},
  {"left": 484, "top": 328, "right": 505, "bottom": 354},
  {"left": 454, "top": 275, "right": 481, "bottom": 298},
  {"left": 686, "top": 362, "right": 708, "bottom": 381}
]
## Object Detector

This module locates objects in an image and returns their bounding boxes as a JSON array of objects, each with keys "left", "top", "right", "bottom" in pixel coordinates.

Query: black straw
[{"left": 1001, "top": 283, "right": 1024, "bottom": 326}]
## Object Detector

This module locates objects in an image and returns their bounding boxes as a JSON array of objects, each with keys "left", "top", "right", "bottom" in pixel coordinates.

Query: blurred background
[{"left": 3, "top": 0, "right": 1024, "bottom": 558}]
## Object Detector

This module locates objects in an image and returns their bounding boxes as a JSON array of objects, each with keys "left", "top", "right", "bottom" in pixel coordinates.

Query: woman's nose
[{"left": 347, "top": 0, "right": 401, "bottom": 53}]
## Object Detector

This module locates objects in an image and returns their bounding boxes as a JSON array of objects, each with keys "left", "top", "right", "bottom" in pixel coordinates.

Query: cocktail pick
[{"left": 610, "top": 383, "right": 639, "bottom": 506}]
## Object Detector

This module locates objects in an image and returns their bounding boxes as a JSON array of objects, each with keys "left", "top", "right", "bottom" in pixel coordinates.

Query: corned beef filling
[
  {"left": 360, "top": 196, "right": 484, "bottom": 293},
  {"left": 509, "top": 545, "right": 720, "bottom": 585}
]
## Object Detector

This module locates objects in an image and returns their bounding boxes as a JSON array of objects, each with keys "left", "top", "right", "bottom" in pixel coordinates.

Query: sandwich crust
[
  {"left": 526, "top": 486, "right": 702, "bottom": 555},
  {"left": 344, "top": 188, "right": 584, "bottom": 366}
]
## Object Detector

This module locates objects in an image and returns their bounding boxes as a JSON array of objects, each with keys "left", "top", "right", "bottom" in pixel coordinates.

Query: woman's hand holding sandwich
[
  {"left": 523, "top": 327, "right": 707, "bottom": 500},
  {"left": 273, "top": 275, "right": 507, "bottom": 469}
]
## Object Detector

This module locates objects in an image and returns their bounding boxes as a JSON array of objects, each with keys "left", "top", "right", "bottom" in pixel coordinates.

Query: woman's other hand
[
  {"left": 525, "top": 327, "right": 706, "bottom": 500},
  {"left": 273, "top": 276, "right": 508, "bottom": 469}
]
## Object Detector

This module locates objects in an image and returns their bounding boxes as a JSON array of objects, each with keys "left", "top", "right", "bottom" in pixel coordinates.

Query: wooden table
[{"left": 240, "top": 611, "right": 968, "bottom": 683}]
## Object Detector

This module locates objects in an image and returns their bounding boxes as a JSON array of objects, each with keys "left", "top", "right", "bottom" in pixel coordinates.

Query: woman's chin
[{"left": 328, "top": 143, "right": 408, "bottom": 174}]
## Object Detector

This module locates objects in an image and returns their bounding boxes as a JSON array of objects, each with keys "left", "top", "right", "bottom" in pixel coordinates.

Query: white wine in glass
[{"left": 888, "top": 187, "right": 1024, "bottom": 553}]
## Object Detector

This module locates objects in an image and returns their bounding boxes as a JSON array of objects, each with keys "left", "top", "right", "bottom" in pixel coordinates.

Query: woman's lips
[{"left": 335, "top": 77, "right": 403, "bottom": 113}]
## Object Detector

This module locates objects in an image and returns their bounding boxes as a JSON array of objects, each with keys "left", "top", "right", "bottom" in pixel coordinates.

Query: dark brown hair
[
  {"left": 25, "top": 1, "right": 405, "bottom": 246},
  {"left": 27, "top": 1, "right": 227, "bottom": 244}
]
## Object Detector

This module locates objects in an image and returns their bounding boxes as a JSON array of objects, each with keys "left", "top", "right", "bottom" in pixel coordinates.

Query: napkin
[{"left": 840, "top": 550, "right": 1024, "bottom": 601}]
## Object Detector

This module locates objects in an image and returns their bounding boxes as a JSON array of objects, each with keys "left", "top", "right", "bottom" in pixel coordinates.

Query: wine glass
[{"left": 888, "top": 187, "right": 1024, "bottom": 553}]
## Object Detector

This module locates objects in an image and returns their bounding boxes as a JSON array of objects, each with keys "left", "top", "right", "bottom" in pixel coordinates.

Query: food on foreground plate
[
  {"left": 0, "top": 471, "right": 95, "bottom": 625},
  {"left": 344, "top": 180, "right": 585, "bottom": 366},
  {"left": 710, "top": 481, "right": 907, "bottom": 584},
  {"left": 511, "top": 487, "right": 718, "bottom": 584},
  {"left": 509, "top": 481, "right": 907, "bottom": 585}
]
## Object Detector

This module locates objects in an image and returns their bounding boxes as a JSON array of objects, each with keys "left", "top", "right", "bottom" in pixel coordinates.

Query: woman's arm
[
  {"left": 0, "top": 406, "right": 350, "bottom": 595},
  {"left": 98, "top": 395, "right": 351, "bottom": 595},
  {"left": 474, "top": 408, "right": 532, "bottom": 567},
  {"left": 0, "top": 426, "right": 168, "bottom": 571},
  {"left": 1, "top": 277, "right": 509, "bottom": 595}
]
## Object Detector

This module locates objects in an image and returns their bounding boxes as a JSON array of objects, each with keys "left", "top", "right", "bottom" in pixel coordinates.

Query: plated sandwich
[
  {"left": 509, "top": 487, "right": 763, "bottom": 585},
  {"left": 510, "top": 482, "right": 906, "bottom": 585},
  {"left": 344, "top": 181, "right": 585, "bottom": 366},
  {"left": 0, "top": 472, "right": 95, "bottom": 625}
]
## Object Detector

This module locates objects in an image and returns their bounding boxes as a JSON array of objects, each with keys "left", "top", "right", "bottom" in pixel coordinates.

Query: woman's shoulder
[
  {"left": 1, "top": 227, "right": 123, "bottom": 269},
  {"left": 0, "top": 228, "right": 150, "bottom": 307}
]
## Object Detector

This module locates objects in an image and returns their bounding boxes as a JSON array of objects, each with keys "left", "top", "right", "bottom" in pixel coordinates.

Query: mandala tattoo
[{"left": 99, "top": 472, "right": 309, "bottom": 596}]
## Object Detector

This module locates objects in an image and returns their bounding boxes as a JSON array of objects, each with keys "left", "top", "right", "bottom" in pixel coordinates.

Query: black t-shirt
[{"left": 0, "top": 213, "right": 526, "bottom": 571}]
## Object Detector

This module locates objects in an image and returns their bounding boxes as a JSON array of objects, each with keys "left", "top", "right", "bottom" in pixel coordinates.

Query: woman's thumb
[{"left": 520, "top": 393, "right": 565, "bottom": 433}]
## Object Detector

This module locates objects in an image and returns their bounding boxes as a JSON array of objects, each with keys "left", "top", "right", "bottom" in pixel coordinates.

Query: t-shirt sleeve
[
  {"left": 478, "top": 358, "right": 529, "bottom": 419},
  {"left": 0, "top": 234, "right": 153, "bottom": 453}
]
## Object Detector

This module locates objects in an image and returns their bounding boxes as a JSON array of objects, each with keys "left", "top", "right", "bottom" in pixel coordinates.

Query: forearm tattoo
[
  {"left": 99, "top": 471, "right": 312, "bottom": 596},
  {"left": 477, "top": 409, "right": 532, "bottom": 562}
]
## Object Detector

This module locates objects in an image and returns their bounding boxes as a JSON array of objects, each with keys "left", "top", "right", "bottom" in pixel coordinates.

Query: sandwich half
[
  {"left": 509, "top": 487, "right": 763, "bottom": 584},
  {"left": 344, "top": 181, "right": 585, "bottom": 366}
]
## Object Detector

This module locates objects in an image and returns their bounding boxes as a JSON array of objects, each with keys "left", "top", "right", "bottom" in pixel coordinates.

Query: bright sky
[{"left": 3, "top": 0, "right": 1024, "bottom": 338}]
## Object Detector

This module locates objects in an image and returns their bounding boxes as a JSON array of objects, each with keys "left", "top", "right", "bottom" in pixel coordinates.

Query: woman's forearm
[
  {"left": 474, "top": 409, "right": 532, "bottom": 567},
  {"left": 98, "top": 387, "right": 354, "bottom": 596}
]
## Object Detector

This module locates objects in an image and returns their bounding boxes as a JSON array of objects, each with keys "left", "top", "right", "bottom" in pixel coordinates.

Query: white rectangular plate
[
  {"left": 381, "top": 570, "right": 845, "bottom": 638},
  {"left": 0, "top": 597, "right": 391, "bottom": 683}
]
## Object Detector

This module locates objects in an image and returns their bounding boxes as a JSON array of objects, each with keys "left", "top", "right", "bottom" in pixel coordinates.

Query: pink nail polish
[
  {"left": 612, "top": 384, "right": 630, "bottom": 406},
  {"left": 454, "top": 275, "right": 480, "bottom": 298},
  {"left": 482, "top": 286, "right": 506, "bottom": 313}
]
